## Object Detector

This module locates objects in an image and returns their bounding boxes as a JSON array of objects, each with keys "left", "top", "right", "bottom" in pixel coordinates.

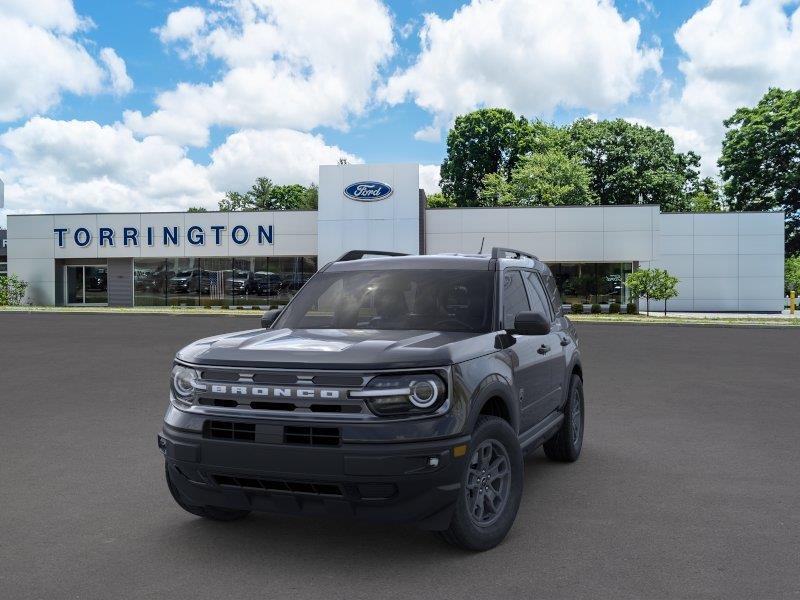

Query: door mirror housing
[
  {"left": 261, "top": 308, "right": 283, "bottom": 329},
  {"left": 512, "top": 311, "right": 551, "bottom": 336}
]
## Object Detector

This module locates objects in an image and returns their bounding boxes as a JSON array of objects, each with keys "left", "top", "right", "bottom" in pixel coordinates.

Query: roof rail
[
  {"left": 491, "top": 247, "right": 539, "bottom": 261},
  {"left": 335, "top": 250, "right": 409, "bottom": 262}
]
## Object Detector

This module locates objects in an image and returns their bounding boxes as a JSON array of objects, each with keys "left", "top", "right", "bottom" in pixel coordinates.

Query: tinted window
[
  {"left": 275, "top": 269, "right": 495, "bottom": 333},
  {"left": 502, "top": 271, "right": 530, "bottom": 328},
  {"left": 522, "top": 271, "right": 551, "bottom": 319}
]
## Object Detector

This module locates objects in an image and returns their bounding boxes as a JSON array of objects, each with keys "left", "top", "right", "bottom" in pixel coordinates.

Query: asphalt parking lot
[{"left": 1, "top": 313, "right": 798, "bottom": 600}]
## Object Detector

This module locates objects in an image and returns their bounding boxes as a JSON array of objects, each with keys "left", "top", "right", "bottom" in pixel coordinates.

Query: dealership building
[{"left": 6, "top": 163, "right": 785, "bottom": 312}]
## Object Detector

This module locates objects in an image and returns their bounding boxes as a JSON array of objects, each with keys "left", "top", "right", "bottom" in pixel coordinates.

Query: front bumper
[{"left": 159, "top": 423, "right": 470, "bottom": 530}]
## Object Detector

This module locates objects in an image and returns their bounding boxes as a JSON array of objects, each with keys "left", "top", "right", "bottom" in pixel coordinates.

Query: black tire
[
  {"left": 165, "top": 463, "right": 251, "bottom": 522},
  {"left": 543, "top": 374, "right": 584, "bottom": 462},
  {"left": 439, "top": 416, "right": 523, "bottom": 551}
]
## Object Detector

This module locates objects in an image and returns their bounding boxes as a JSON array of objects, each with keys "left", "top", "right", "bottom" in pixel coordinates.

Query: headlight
[
  {"left": 171, "top": 364, "right": 200, "bottom": 405},
  {"left": 352, "top": 373, "right": 447, "bottom": 416}
]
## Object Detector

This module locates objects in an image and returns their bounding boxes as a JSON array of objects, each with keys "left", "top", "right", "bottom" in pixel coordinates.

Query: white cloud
[
  {"left": 380, "top": 0, "right": 660, "bottom": 132},
  {"left": 128, "top": 0, "right": 394, "bottom": 147},
  {"left": 0, "top": 118, "right": 362, "bottom": 220},
  {"left": 0, "top": 2, "right": 132, "bottom": 122},
  {"left": 0, "top": 0, "right": 83, "bottom": 33},
  {"left": 206, "top": 129, "right": 361, "bottom": 193},
  {"left": 0, "top": 118, "right": 214, "bottom": 215},
  {"left": 653, "top": 0, "right": 800, "bottom": 174},
  {"left": 419, "top": 164, "right": 441, "bottom": 194},
  {"left": 100, "top": 48, "right": 134, "bottom": 96},
  {"left": 156, "top": 6, "right": 206, "bottom": 45}
]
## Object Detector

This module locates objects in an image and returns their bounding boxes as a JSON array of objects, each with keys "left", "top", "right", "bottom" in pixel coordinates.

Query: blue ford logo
[{"left": 344, "top": 181, "right": 393, "bottom": 202}]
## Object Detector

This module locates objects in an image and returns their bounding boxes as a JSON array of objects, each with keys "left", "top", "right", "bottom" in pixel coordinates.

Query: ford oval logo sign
[{"left": 344, "top": 181, "right": 393, "bottom": 202}]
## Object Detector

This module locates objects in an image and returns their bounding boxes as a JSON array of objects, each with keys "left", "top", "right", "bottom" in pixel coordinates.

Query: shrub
[
  {"left": 590, "top": 303, "right": 601, "bottom": 314},
  {"left": 608, "top": 302, "right": 620, "bottom": 314},
  {"left": 0, "top": 274, "right": 29, "bottom": 306},
  {"left": 570, "top": 303, "right": 583, "bottom": 314},
  {"left": 626, "top": 302, "right": 638, "bottom": 315}
]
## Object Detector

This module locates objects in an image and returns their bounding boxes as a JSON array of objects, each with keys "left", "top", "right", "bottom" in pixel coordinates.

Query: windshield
[{"left": 274, "top": 269, "right": 495, "bottom": 332}]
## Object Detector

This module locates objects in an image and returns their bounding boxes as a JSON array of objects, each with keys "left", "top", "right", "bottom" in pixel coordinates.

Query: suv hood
[{"left": 176, "top": 327, "right": 497, "bottom": 370}]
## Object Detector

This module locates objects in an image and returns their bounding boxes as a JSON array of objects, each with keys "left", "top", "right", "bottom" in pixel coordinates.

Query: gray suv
[{"left": 159, "top": 248, "right": 584, "bottom": 550}]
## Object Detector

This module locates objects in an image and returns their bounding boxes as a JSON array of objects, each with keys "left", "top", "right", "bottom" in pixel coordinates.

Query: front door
[
  {"left": 501, "top": 270, "right": 553, "bottom": 432},
  {"left": 65, "top": 266, "right": 108, "bottom": 305},
  {"left": 523, "top": 270, "right": 567, "bottom": 415}
]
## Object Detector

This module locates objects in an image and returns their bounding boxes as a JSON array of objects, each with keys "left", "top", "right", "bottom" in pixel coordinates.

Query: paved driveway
[{"left": 1, "top": 314, "right": 797, "bottom": 599}]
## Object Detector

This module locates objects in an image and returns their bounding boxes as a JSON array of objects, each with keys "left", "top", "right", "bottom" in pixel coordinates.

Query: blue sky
[
  {"left": 56, "top": 0, "right": 700, "bottom": 164},
  {"left": 1, "top": 0, "right": 799, "bottom": 222}
]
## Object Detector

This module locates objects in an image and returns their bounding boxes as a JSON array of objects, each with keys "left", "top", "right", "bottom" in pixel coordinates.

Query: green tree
[
  {"left": 688, "top": 177, "right": 725, "bottom": 212},
  {"left": 0, "top": 274, "right": 28, "bottom": 305},
  {"left": 219, "top": 178, "right": 318, "bottom": 211},
  {"left": 786, "top": 255, "right": 800, "bottom": 296},
  {"left": 440, "top": 108, "right": 553, "bottom": 206},
  {"left": 719, "top": 88, "right": 800, "bottom": 255},
  {"left": 652, "top": 270, "right": 680, "bottom": 315},
  {"left": 187, "top": 206, "right": 208, "bottom": 213},
  {"left": 477, "top": 172, "right": 513, "bottom": 206},
  {"left": 303, "top": 183, "right": 319, "bottom": 210},
  {"left": 506, "top": 151, "right": 595, "bottom": 206},
  {"left": 568, "top": 118, "right": 700, "bottom": 211},
  {"left": 624, "top": 268, "right": 660, "bottom": 316},
  {"left": 271, "top": 184, "right": 310, "bottom": 210},
  {"left": 219, "top": 190, "right": 256, "bottom": 212},
  {"left": 426, "top": 192, "right": 456, "bottom": 208}
]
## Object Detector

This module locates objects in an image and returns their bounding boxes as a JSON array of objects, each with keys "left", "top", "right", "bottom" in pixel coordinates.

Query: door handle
[{"left": 537, "top": 344, "right": 551, "bottom": 355}]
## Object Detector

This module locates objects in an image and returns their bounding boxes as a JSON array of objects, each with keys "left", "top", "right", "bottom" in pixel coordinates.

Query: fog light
[
  {"left": 157, "top": 434, "right": 167, "bottom": 454},
  {"left": 428, "top": 457, "right": 439, "bottom": 467}
]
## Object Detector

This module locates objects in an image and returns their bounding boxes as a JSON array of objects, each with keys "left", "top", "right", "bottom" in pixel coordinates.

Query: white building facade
[{"left": 6, "top": 163, "right": 785, "bottom": 312}]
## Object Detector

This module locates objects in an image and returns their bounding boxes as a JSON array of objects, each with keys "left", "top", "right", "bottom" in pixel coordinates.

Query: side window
[
  {"left": 541, "top": 268, "right": 563, "bottom": 317},
  {"left": 502, "top": 271, "right": 530, "bottom": 328},
  {"left": 522, "top": 271, "right": 551, "bottom": 320}
]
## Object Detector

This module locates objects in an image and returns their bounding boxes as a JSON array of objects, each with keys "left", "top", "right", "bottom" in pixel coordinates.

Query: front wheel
[
  {"left": 543, "top": 374, "right": 584, "bottom": 462},
  {"left": 438, "top": 416, "right": 523, "bottom": 551},
  {"left": 165, "top": 463, "right": 251, "bottom": 522}
]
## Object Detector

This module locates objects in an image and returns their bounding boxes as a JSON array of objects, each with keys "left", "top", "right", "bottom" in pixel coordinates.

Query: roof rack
[
  {"left": 335, "top": 250, "right": 409, "bottom": 262},
  {"left": 491, "top": 247, "right": 539, "bottom": 261}
]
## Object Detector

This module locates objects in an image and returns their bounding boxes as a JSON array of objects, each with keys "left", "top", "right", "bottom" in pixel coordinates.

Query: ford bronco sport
[{"left": 159, "top": 248, "right": 584, "bottom": 550}]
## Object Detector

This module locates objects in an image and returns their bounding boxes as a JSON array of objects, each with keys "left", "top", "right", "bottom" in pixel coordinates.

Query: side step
[{"left": 518, "top": 411, "right": 564, "bottom": 452}]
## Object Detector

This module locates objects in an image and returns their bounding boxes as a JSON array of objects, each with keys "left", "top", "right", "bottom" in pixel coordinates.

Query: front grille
[
  {"left": 212, "top": 474, "right": 343, "bottom": 497},
  {"left": 203, "top": 420, "right": 341, "bottom": 446},
  {"left": 204, "top": 420, "right": 255, "bottom": 441},
  {"left": 284, "top": 426, "right": 341, "bottom": 446}
]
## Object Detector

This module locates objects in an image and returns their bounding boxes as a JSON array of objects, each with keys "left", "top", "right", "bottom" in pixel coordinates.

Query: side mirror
[
  {"left": 513, "top": 311, "right": 551, "bottom": 336},
  {"left": 261, "top": 308, "right": 283, "bottom": 329}
]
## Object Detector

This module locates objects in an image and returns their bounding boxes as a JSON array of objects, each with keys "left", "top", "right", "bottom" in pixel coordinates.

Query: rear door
[
  {"left": 501, "top": 270, "right": 553, "bottom": 432},
  {"left": 522, "top": 270, "right": 567, "bottom": 415}
]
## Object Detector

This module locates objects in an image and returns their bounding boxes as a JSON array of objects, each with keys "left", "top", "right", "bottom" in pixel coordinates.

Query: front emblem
[{"left": 344, "top": 181, "right": 393, "bottom": 202}]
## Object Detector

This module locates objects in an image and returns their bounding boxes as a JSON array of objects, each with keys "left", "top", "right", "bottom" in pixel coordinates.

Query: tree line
[
  {"left": 189, "top": 177, "right": 318, "bottom": 213},
  {"left": 430, "top": 88, "right": 799, "bottom": 257}
]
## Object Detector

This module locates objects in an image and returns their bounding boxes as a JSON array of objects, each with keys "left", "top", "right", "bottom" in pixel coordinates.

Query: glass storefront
[
  {"left": 548, "top": 263, "right": 633, "bottom": 305},
  {"left": 133, "top": 256, "right": 317, "bottom": 307},
  {"left": 65, "top": 265, "right": 108, "bottom": 305}
]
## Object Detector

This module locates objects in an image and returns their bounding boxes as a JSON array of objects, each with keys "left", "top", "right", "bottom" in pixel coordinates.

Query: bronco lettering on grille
[{"left": 209, "top": 385, "right": 340, "bottom": 399}]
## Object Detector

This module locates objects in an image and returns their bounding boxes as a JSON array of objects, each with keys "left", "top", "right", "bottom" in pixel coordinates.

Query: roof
[{"left": 326, "top": 251, "right": 541, "bottom": 272}]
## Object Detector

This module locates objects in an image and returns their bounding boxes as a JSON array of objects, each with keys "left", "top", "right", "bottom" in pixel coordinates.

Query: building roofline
[
  {"left": 7, "top": 210, "right": 319, "bottom": 217},
  {"left": 425, "top": 204, "right": 660, "bottom": 210}
]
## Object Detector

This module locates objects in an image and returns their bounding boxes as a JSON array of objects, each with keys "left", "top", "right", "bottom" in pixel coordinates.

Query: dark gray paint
[
  {"left": 0, "top": 228, "right": 6, "bottom": 259},
  {"left": 107, "top": 257, "right": 133, "bottom": 307},
  {"left": 418, "top": 188, "right": 426, "bottom": 254}
]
